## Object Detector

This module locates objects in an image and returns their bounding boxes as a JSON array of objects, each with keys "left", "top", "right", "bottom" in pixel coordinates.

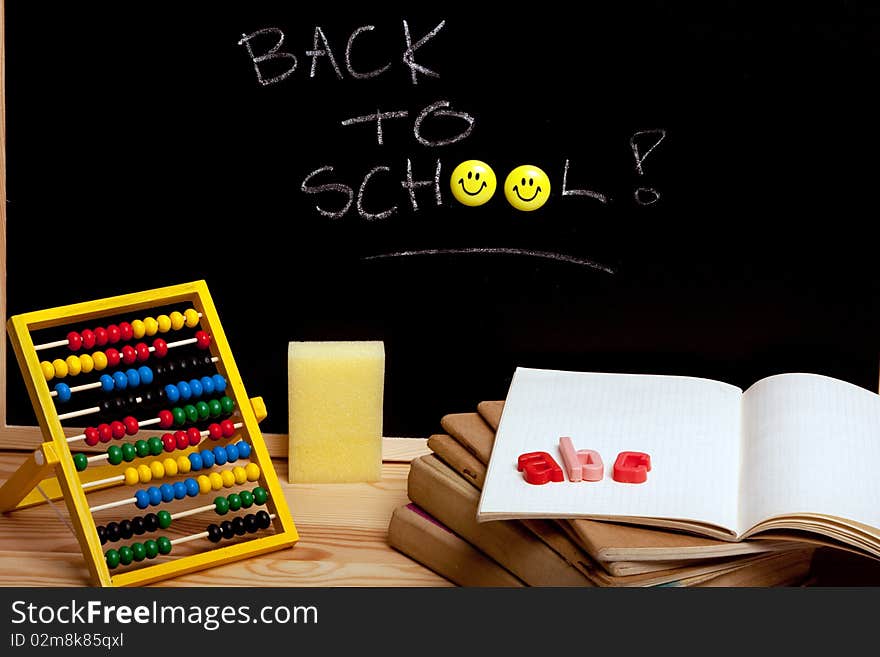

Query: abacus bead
[
  {"left": 52, "top": 358, "right": 68, "bottom": 378},
  {"left": 118, "top": 546, "right": 134, "bottom": 566},
  {"left": 135, "top": 342, "right": 150, "bottom": 362},
  {"left": 239, "top": 489, "right": 254, "bottom": 508},
  {"left": 225, "top": 443, "right": 239, "bottom": 462},
  {"left": 177, "top": 380, "right": 192, "bottom": 401},
  {"left": 54, "top": 382, "right": 72, "bottom": 403},
  {"left": 125, "top": 368, "right": 140, "bottom": 388},
  {"left": 207, "top": 524, "right": 223, "bottom": 542},
  {"left": 220, "top": 470, "right": 235, "bottom": 488},
  {"left": 196, "top": 401, "right": 210, "bottom": 420},
  {"left": 135, "top": 436, "right": 151, "bottom": 456},
  {"left": 189, "top": 452, "right": 203, "bottom": 471},
  {"left": 73, "top": 453, "right": 88, "bottom": 472},
  {"left": 232, "top": 466, "right": 247, "bottom": 485},
  {"left": 41, "top": 361, "right": 55, "bottom": 381},
  {"left": 173, "top": 481, "right": 187, "bottom": 499},
  {"left": 144, "top": 317, "right": 159, "bottom": 336},
  {"left": 124, "top": 467, "right": 138, "bottom": 486},
  {"left": 150, "top": 461, "right": 165, "bottom": 479},
  {"left": 163, "top": 458, "right": 178, "bottom": 477},
  {"left": 170, "top": 311, "right": 185, "bottom": 330},
  {"left": 131, "top": 319, "right": 146, "bottom": 339},
  {"left": 184, "top": 308, "right": 200, "bottom": 328},
  {"left": 165, "top": 384, "right": 180, "bottom": 404},
  {"left": 152, "top": 338, "right": 168, "bottom": 358},
  {"left": 105, "top": 549, "right": 120, "bottom": 569},
  {"left": 138, "top": 366, "right": 153, "bottom": 385},
  {"left": 232, "top": 517, "right": 247, "bottom": 536},
  {"left": 227, "top": 493, "right": 242, "bottom": 511},
  {"left": 81, "top": 329, "right": 96, "bottom": 350},
  {"left": 256, "top": 510, "right": 272, "bottom": 529},
  {"left": 189, "top": 378, "right": 203, "bottom": 398},
  {"left": 184, "top": 405, "right": 199, "bottom": 423},
  {"left": 148, "top": 436, "right": 164, "bottom": 456},
  {"left": 121, "top": 442, "right": 137, "bottom": 462},
  {"left": 244, "top": 514, "right": 259, "bottom": 533},
  {"left": 65, "top": 355, "right": 82, "bottom": 376},
  {"left": 79, "top": 354, "right": 94, "bottom": 374},
  {"left": 236, "top": 442, "right": 252, "bottom": 459},
  {"left": 252, "top": 487, "right": 268, "bottom": 505},
  {"left": 213, "top": 375, "right": 227, "bottom": 393},
  {"left": 134, "top": 490, "right": 150, "bottom": 509},
  {"left": 158, "top": 409, "right": 174, "bottom": 429},
  {"left": 162, "top": 433, "right": 177, "bottom": 453},
  {"left": 131, "top": 516, "right": 146, "bottom": 535},
  {"left": 200, "top": 376, "right": 215, "bottom": 396},
  {"left": 195, "top": 331, "right": 212, "bottom": 350},
  {"left": 111, "top": 421, "right": 126, "bottom": 440},
  {"left": 208, "top": 423, "right": 223, "bottom": 440},
  {"left": 177, "top": 456, "right": 192, "bottom": 474},
  {"left": 212, "top": 446, "right": 228, "bottom": 467},
  {"left": 137, "top": 464, "right": 152, "bottom": 483},
  {"left": 119, "top": 322, "right": 133, "bottom": 341},
  {"left": 92, "top": 351, "right": 108, "bottom": 371},
  {"left": 187, "top": 427, "right": 202, "bottom": 446},
  {"left": 144, "top": 513, "right": 159, "bottom": 532},
  {"left": 106, "top": 325, "right": 121, "bottom": 344},
  {"left": 220, "top": 521, "right": 234, "bottom": 539},
  {"left": 106, "top": 522, "right": 121, "bottom": 542},
  {"left": 184, "top": 478, "right": 199, "bottom": 497},
  {"left": 144, "top": 539, "right": 158, "bottom": 559},
  {"left": 97, "top": 525, "right": 107, "bottom": 545},
  {"left": 119, "top": 520, "right": 133, "bottom": 540},
  {"left": 131, "top": 542, "right": 146, "bottom": 562},
  {"left": 100, "top": 400, "right": 114, "bottom": 415},
  {"left": 209, "top": 472, "right": 224, "bottom": 490},
  {"left": 214, "top": 496, "right": 229, "bottom": 515},
  {"left": 160, "top": 483, "right": 175, "bottom": 502},
  {"left": 245, "top": 463, "right": 261, "bottom": 482},
  {"left": 121, "top": 345, "right": 137, "bottom": 365},
  {"left": 157, "top": 315, "right": 172, "bottom": 333},
  {"left": 147, "top": 486, "right": 162, "bottom": 506},
  {"left": 123, "top": 416, "right": 139, "bottom": 436},
  {"left": 197, "top": 475, "right": 211, "bottom": 494},
  {"left": 115, "top": 370, "right": 132, "bottom": 391},
  {"left": 98, "top": 424, "right": 113, "bottom": 443},
  {"left": 208, "top": 399, "right": 222, "bottom": 418},
  {"left": 157, "top": 536, "right": 172, "bottom": 555},
  {"left": 220, "top": 396, "right": 235, "bottom": 414},
  {"left": 94, "top": 327, "right": 108, "bottom": 346},
  {"left": 107, "top": 445, "right": 123, "bottom": 466},
  {"left": 175, "top": 431, "right": 189, "bottom": 451},
  {"left": 105, "top": 348, "right": 121, "bottom": 368},
  {"left": 220, "top": 419, "right": 235, "bottom": 437},
  {"left": 67, "top": 331, "right": 83, "bottom": 351},
  {"left": 200, "top": 449, "right": 215, "bottom": 469},
  {"left": 171, "top": 407, "right": 186, "bottom": 426},
  {"left": 100, "top": 374, "right": 114, "bottom": 392}
]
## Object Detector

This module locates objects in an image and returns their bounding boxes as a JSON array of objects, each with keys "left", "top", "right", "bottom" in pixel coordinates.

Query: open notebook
[{"left": 477, "top": 368, "right": 880, "bottom": 558}]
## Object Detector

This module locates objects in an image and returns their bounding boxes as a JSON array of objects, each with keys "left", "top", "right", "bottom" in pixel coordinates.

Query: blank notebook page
[
  {"left": 740, "top": 373, "right": 880, "bottom": 534},
  {"left": 478, "top": 368, "right": 742, "bottom": 530}
]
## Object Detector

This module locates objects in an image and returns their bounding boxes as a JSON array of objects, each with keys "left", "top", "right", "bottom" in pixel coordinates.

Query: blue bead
[
  {"left": 225, "top": 443, "right": 239, "bottom": 462},
  {"left": 177, "top": 380, "right": 192, "bottom": 401},
  {"left": 126, "top": 368, "right": 140, "bottom": 388},
  {"left": 212, "top": 446, "right": 227, "bottom": 466},
  {"left": 100, "top": 374, "right": 115, "bottom": 392},
  {"left": 165, "top": 384, "right": 180, "bottom": 404},
  {"left": 134, "top": 490, "right": 150, "bottom": 509},
  {"left": 184, "top": 478, "right": 199, "bottom": 497},
  {"left": 112, "top": 371, "right": 128, "bottom": 391},
  {"left": 54, "top": 382, "right": 71, "bottom": 403},
  {"left": 236, "top": 441, "right": 251, "bottom": 458},
  {"left": 147, "top": 486, "right": 162, "bottom": 506},
  {"left": 138, "top": 366, "right": 153, "bottom": 385},
  {"left": 200, "top": 449, "right": 215, "bottom": 469},
  {"left": 160, "top": 483, "right": 175, "bottom": 503},
  {"left": 189, "top": 452, "right": 203, "bottom": 471},
  {"left": 173, "top": 481, "right": 187, "bottom": 499},
  {"left": 200, "top": 376, "right": 215, "bottom": 396},
  {"left": 212, "top": 375, "right": 227, "bottom": 392},
  {"left": 188, "top": 378, "right": 203, "bottom": 399}
]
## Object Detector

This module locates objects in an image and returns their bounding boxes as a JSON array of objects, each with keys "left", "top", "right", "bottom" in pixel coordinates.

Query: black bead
[
  {"left": 154, "top": 364, "right": 167, "bottom": 377},
  {"left": 126, "top": 393, "right": 138, "bottom": 409},
  {"left": 114, "top": 398, "right": 126, "bottom": 412},
  {"left": 140, "top": 390, "right": 154, "bottom": 405},
  {"left": 164, "top": 361, "right": 176, "bottom": 375},
  {"left": 100, "top": 400, "right": 114, "bottom": 414},
  {"left": 97, "top": 525, "right": 107, "bottom": 545},
  {"left": 177, "top": 358, "right": 189, "bottom": 373},
  {"left": 207, "top": 524, "right": 222, "bottom": 543},
  {"left": 232, "top": 517, "right": 246, "bottom": 536},
  {"left": 119, "top": 519, "right": 133, "bottom": 539},
  {"left": 244, "top": 514, "right": 259, "bottom": 533},
  {"left": 256, "top": 510, "right": 271, "bottom": 529},
  {"left": 131, "top": 517, "right": 145, "bottom": 535},
  {"left": 105, "top": 522, "right": 120, "bottom": 542},
  {"left": 143, "top": 513, "right": 158, "bottom": 532},
  {"left": 220, "top": 520, "right": 234, "bottom": 539}
]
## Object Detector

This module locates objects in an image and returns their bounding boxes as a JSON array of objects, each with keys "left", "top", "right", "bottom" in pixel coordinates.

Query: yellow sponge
[{"left": 288, "top": 341, "right": 385, "bottom": 483}]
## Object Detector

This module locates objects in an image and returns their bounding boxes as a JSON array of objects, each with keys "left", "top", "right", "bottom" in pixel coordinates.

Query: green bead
[
  {"left": 208, "top": 399, "right": 222, "bottom": 417},
  {"left": 252, "top": 487, "right": 268, "bottom": 505},
  {"left": 121, "top": 442, "right": 137, "bottom": 462},
  {"left": 148, "top": 436, "right": 164, "bottom": 456},
  {"left": 239, "top": 490, "right": 254, "bottom": 508},
  {"left": 135, "top": 439, "right": 150, "bottom": 458},
  {"left": 227, "top": 493, "right": 241, "bottom": 511},
  {"left": 157, "top": 510, "right": 172, "bottom": 529},
  {"left": 157, "top": 536, "right": 172, "bottom": 555},
  {"left": 220, "top": 396, "right": 235, "bottom": 414},
  {"left": 131, "top": 542, "right": 146, "bottom": 562},
  {"left": 144, "top": 540, "right": 159, "bottom": 559},
  {"left": 105, "top": 549, "right": 120, "bottom": 569},
  {"left": 172, "top": 407, "right": 186, "bottom": 426},
  {"left": 73, "top": 453, "right": 88, "bottom": 472},
  {"left": 214, "top": 496, "right": 229, "bottom": 515},
  {"left": 118, "top": 546, "right": 134, "bottom": 566},
  {"left": 195, "top": 401, "right": 210, "bottom": 420},
  {"left": 184, "top": 405, "right": 199, "bottom": 423},
  {"left": 106, "top": 445, "right": 123, "bottom": 466}
]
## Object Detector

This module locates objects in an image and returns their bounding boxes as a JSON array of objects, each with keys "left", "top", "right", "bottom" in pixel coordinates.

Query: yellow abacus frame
[{"left": 0, "top": 280, "right": 298, "bottom": 586}]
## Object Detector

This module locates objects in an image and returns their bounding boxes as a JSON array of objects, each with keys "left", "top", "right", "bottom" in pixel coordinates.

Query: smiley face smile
[
  {"left": 512, "top": 184, "right": 541, "bottom": 202},
  {"left": 458, "top": 178, "right": 488, "bottom": 196}
]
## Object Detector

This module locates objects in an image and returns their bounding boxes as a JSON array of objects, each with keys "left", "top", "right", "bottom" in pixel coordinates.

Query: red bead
[
  {"left": 135, "top": 342, "right": 150, "bottom": 362},
  {"left": 163, "top": 433, "right": 177, "bottom": 453},
  {"left": 187, "top": 427, "right": 202, "bottom": 446},
  {"left": 220, "top": 419, "right": 235, "bottom": 438},
  {"left": 208, "top": 423, "right": 223, "bottom": 440},
  {"left": 110, "top": 421, "right": 126, "bottom": 440},
  {"left": 152, "top": 338, "right": 168, "bottom": 358},
  {"left": 106, "top": 324, "right": 121, "bottom": 344},
  {"left": 67, "top": 331, "right": 82, "bottom": 351},
  {"left": 123, "top": 416, "right": 139, "bottom": 436},
  {"left": 98, "top": 423, "right": 113, "bottom": 443},
  {"left": 81, "top": 329, "right": 96, "bottom": 350},
  {"left": 121, "top": 345, "right": 137, "bottom": 365},
  {"left": 84, "top": 426, "right": 100, "bottom": 446},
  {"left": 94, "top": 327, "right": 109, "bottom": 346},
  {"left": 105, "top": 348, "right": 121, "bottom": 367},
  {"left": 119, "top": 322, "right": 133, "bottom": 341},
  {"left": 195, "top": 331, "right": 212, "bottom": 350},
  {"left": 174, "top": 431, "right": 189, "bottom": 451},
  {"left": 158, "top": 409, "right": 174, "bottom": 429}
]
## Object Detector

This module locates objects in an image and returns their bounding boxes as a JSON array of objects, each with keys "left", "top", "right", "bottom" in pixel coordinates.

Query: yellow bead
[
  {"left": 150, "top": 461, "right": 165, "bottom": 479},
  {"left": 52, "top": 358, "right": 68, "bottom": 378},
  {"left": 163, "top": 458, "right": 178, "bottom": 477},
  {"left": 232, "top": 466, "right": 247, "bottom": 485},
  {"left": 40, "top": 361, "right": 55, "bottom": 381},
  {"left": 208, "top": 472, "right": 224, "bottom": 490},
  {"left": 137, "top": 464, "right": 152, "bottom": 484},
  {"left": 79, "top": 354, "right": 94, "bottom": 374},
  {"left": 124, "top": 467, "right": 139, "bottom": 486},
  {"left": 131, "top": 319, "right": 146, "bottom": 339},
  {"left": 176, "top": 456, "right": 192, "bottom": 474},
  {"left": 92, "top": 351, "right": 108, "bottom": 371},
  {"left": 144, "top": 317, "right": 159, "bottom": 336},
  {"left": 169, "top": 311, "right": 185, "bottom": 331},
  {"left": 65, "top": 355, "right": 82, "bottom": 376},
  {"left": 220, "top": 470, "right": 236, "bottom": 488},
  {"left": 184, "top": 308, "right": 200, "bottom": 328},
  {"left": 156, "top": 315, "right": 171, "bottom": 333},
  {"left": 245, "top": 463, "right": 261, "bottom": 482},
  {"left": 197, "top": 475, "right": 212, "bottom": 494}
]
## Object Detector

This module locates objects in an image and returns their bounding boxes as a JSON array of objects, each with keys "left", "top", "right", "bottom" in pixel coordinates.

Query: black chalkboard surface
[{"left": 5, "top": 3, "right": 880, "bottom": 436}]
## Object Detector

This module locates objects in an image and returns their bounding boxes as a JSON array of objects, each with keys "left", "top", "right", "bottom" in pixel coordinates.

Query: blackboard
[{"left": 5, "top": 2, "right": 880, "bottom": 437}]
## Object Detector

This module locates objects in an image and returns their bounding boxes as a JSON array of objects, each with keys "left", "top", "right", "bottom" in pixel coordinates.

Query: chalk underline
[{"left": 361, "top": 248, "right": 616, "bottom": 275}]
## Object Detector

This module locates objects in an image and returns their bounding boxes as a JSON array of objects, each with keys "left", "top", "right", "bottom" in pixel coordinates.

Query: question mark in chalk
[{"left": 630, "top": 129, "right": 666, "bottom": 206}]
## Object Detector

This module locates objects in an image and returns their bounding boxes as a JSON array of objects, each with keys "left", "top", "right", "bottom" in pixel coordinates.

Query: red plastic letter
[
  {"left": 517, "top": 452, "right": 564, "bottom": 485},
  {"left": 612, "top": 451, "right": 652, "bottom": 484}
]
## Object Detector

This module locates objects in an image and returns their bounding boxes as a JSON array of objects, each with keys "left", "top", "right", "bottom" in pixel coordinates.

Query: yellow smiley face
[
  {"left": 450, "top": 160, "right": 497, "bottom": 207},
  {"left": 504, "top": 164, "right": 551, "bottom": 211}
]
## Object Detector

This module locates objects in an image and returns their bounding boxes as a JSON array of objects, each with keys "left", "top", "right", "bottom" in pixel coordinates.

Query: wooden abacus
[{"left": 0, "top": 280, "right": 298, "bottom": 586}]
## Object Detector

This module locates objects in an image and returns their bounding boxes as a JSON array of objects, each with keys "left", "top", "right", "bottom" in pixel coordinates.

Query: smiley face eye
[
  {"left": 475, "top": 172, "right": 480, "bottom": 180},
  {"left": 467, "top": 171, "right": 472, "bottom": 179},
  {"left": 521, "top": 177, "right": 526, "bottom": 186},
  {"left": 529, "top": 178, "right": 534, "bottom": 186}
]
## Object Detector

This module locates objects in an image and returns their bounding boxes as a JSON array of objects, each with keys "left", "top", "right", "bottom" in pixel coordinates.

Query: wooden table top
[{"left": 0, "top": 438, "right": 451, "bottom": 587}]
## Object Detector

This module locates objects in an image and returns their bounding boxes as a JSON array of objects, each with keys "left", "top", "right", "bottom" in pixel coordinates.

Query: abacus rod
[
  {"left": 169, "top": 503, "right": 216, "bottom": 520},
  {"left": 90, "top": 498, "right": 138, "bottom": 513},
  {"left": 57, "top": 397, "right": 142, "bottom": 422},
  {"left": 66, "top": 417, "right": 161, "bottom": 443},
  {"left": 169, "top": 514, "right": 276, "bottom": 546},
  {"left": 33, "top": 312, "right": 204, "bottom": 351}
]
